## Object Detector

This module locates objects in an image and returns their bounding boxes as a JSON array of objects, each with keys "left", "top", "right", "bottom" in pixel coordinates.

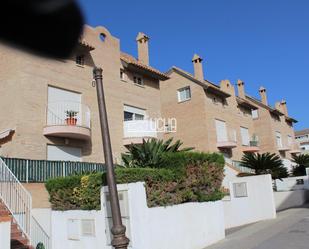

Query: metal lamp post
[{"left": 93, "top": 67, "right": 130, "bottom": 249}]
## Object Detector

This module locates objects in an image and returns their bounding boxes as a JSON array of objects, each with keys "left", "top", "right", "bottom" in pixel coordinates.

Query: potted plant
[
  {"left": 65, "top": 110, "right": 78, "bottom": 126},
  {"left": 250, "top": 134, "right": 259, "bottom": 147}
]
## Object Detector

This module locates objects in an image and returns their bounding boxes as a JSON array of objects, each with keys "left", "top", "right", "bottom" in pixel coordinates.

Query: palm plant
[
  {"left": 122, "top": 138, "right": 193, "bottom": 168},
  {"left": 240, "top": 152, "right": 288, "bottom": 179},
  {"left": 291, "top": 154, "right": 309, "bottom": 176}
]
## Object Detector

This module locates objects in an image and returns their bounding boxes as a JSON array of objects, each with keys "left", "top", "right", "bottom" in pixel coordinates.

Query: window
[
  {"left": 252, "top": 109, "right": 259, "bottom": 119},
  {"left": 133, "top": 75, "right": 143, "bottom": 85},
  {"left": 276, "top": 131, "right": 282, "bottom": 148},
  {"left": 76, "top": 55, "right": 85, "bottom": 66},
  {"left": 177, "top": 86, "right": 191, "bottom": 102},
  {"left": 215, "top": 119, "right": 228, "bottom": 142},
  {"left": 287, "top": 135, "right": 292, "bottom": 146},
  {"left": 123, "top": 105, "right": 145, "bottom": 121},
  {"left": 120, "top": 70, "right": 126, "bottom": 81},
  {"left": 240, "top": 127, "right": 250, "bottom": 146},
  {"left": 47, "top": 145, "right": 82, "bottom": 162}
]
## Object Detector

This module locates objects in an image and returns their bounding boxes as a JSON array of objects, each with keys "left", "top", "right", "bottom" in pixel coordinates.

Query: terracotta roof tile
[{"left": 120, "top": 52, "right": 169, "bottom": 80}]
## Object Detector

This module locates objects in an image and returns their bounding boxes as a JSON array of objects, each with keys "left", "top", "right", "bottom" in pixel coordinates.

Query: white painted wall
[
  {"left": 223, "top": 174, "right": 276, "bottom": 229},
  {"left": 275, "top": 175, "right": 309, "bottom": 191},
  {"left": 274, "top": 190, "right": 309, "bottom": 211},
  {"left": 32, "top": 208, "right": 52, "bottom": 235},
  {"left": 0, "top": 219, "right": 10, "bottom": 249},
  {"left": 51, "top": 210, "right": 107, "bottom": 249},
  {"left": 49, "top": 183, "right": 225, "bottom": 249},
  {"left": 111, "top": 183, "right": 225, "bottom": 249}
]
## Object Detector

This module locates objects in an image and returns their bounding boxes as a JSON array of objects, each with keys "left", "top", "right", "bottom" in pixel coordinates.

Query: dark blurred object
[{"left": 0, "top": 0, "right": 84, "bottom": 58}]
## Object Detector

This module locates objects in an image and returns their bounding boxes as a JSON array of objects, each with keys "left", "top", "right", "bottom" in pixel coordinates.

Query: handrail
[
  {"left": 0, "top": 157, "right": 32, "bottom": 238},
  {"left": 31, "top": 216, "right": 50, "bottom": 249},
  {"left": 0, "top": 158, "right": 51, "bottom": 248}
]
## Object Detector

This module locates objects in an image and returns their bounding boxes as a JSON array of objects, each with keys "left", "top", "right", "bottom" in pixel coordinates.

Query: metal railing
[
  {"left": 1, "top": 157, "right": 106, "bottom": 182},
  {"left": 249, "top": 140, "right": 259, "bottom": 147},
  {"left": 232, "top": 160, "right": 255, "bottom": 173},
  {"left": 46, "top": 101, "right": 91, "bottom": 128},
  {"left": 31, "top": 216, "right": 50, "bottom": 249},
  {"left": 123, "top": 119, "right": 157, "bottom": 138},
  {"left": 0, "top": 157, "right": 32, "bottom": 238}
]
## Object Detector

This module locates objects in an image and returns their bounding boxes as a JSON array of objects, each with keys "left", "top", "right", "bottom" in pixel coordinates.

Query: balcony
[
  {"left": 277, "top": 145, "right": 291, "bottom": 152},
  {"left": 217, "top": 130, "right": 237, "bottom": 149},
  {"left": 242, "top": 141, "right": 260, "bottom": 153},
  {"left": 123, "top": 119, "right": 157, "bottom": 146},
  {"left": 43, "top": 101, "right": 91, "bottom": 140}
]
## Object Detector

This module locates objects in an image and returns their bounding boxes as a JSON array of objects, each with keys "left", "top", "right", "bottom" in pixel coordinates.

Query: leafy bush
[
  {"left": 121, "top": 138, "right": 193, "bottom": 168},
  {"left": 46, "top": 152, "right": 224, "bottom": 210},
  {"left": 240, "top": 152, "right": 288, "bottom": 179}
]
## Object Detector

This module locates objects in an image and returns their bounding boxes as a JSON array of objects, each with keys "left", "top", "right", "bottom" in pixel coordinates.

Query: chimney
[
  {"left": 280, "top": 100, "right": 288, "bottom": 116},
  {"left": 275, "top": 101, "right": 281, "bottom": 111},
  {"left": 259, "top": 86, "right": 268, "bottom": 106},
  {"left": 192, "top": 54, "right": 204, "bottom": 81},
  {"left": 220, "top": 79, "right": 235, "bottom": 96},
  {"left": 136, "top": 32, "right": 150, "bottom": 65},
  {"left": 237, "top": 80, "right": 245, "bottom": 98}
]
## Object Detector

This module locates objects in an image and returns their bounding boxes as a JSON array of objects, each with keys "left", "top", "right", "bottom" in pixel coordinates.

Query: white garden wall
[
  {"left": 102, "top": 182, "right": 225, "bottom": 249},
  {"left": 51, "top": 210, "right": 107, "bottom": 249},
  {"left": 223, "top": 174, "right": 276, "bottom": 229},
  {"left": 274, "top": 190, "right": 309, "bottom": 211},
  {"left": 0, "top": 218, "right": 10, "bottom": 249},
  {"left": 49, "top": 182, "right": 225, "bottom": 249}
]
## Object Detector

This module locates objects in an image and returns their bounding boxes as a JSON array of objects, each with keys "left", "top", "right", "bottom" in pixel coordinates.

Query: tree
[
  {"left": 240, "top": 152, "right": 288, "bottom": 179},
  {"left": 121, "top": 138, "right": 193, "bottom": 168},
  {"left": 291, "top": 154, "right": 309, "bottom": 176}
]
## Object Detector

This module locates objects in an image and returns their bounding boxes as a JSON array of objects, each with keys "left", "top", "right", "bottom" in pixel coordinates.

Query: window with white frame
[
  {"left": 123, "top": 105, "right": 145, "bottom": 121},
  {"left": 252, "top": 109, "right": 259, "bottom": 119},
  {"left": 240, "top": 127, "right": 250, "bottom": 146},
  {"left": 276, "top": 131, "right": 282, "bottom": 148},
  {"left": 215, "top": 119, "right": 228, "bottom": 142},
  {"left": 287, "top": 135, "right": 292, "bottom": 146},
  {"left": 133, "top": 75, "right": 143, "bottom": 85},
  {"left": 177, "top": 86, "right": 191, "bottom": 102}
]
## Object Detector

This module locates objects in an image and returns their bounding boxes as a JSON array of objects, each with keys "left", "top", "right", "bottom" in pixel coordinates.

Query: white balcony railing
[
  {"left": 46, "top": 101, "right": 91, "bottom": 128},
  {"left": 217, "top": 129, "right": 237, "bottom": 148},
  {"left": 123, "top": 119, "right": 157, "bottom": 139}
]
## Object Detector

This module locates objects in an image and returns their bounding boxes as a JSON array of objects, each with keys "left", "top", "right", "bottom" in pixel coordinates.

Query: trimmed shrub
[{"left": 46, "top": 152, "right": 225, "bottom": 210}]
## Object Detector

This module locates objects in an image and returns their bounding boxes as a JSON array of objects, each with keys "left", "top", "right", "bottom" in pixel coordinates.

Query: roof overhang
[
  {"left": 78, "top": 40, "right": 95, "bottom": 51},
  {"left": 168, "top": 67, "right": 230, "bottom": 98},
  {"left": 122, "top": 60, "right": 169, "bottom": 81},
  {"left": 0, "top": 129, "right": 15, "bottom": 144},
  {"left": 237, "top": 97, "right": 258, "bottom": 110},
  {"left": 285, "top": 116, "right": 298, "bottom": 123}
]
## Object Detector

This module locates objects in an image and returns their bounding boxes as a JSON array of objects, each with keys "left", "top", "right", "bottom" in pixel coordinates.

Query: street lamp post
[{"left": 93, "top": 67, "right": 130, "bottom": 249}]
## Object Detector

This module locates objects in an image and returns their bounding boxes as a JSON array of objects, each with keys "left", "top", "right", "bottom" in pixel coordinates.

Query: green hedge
[{"left": 46, "top": 152, "right": 225, "bottom": 210}]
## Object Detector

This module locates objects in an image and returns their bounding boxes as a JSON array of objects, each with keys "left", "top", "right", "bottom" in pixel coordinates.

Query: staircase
[
  {"left": 0, "top": 158, "right": 50, "bottom": 249},
  {"left": 0, "top": 202, "right": 31, "bottom": 249}
]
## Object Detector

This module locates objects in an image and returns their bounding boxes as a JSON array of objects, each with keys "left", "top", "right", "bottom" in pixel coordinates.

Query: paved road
[{"left": 205, "top": 205, "right": 309, "bottom": 249}]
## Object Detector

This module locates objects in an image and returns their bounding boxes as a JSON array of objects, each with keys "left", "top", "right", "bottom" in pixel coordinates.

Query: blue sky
[{"left": 78, "top": 0, "right": 308, "bottom": 130}]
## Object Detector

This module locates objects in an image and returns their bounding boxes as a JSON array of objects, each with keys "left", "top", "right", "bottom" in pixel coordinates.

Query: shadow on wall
[{"left": 274, "top": 189, "right": 309, "bottom": 212}]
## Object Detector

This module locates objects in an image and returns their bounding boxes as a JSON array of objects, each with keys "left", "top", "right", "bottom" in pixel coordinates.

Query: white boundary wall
[
  {"left": 49, "top": 182, "right": 225, "bottom": 249},
  {"left": 0, "top": 218, "right": 10, "bottom": 249},
  {"left": 223, "top": 174, "right": 276, "bottom": 229},
  {"left": 274, "top": 190, "right": 309, "bottom": 211},
  {"left": 102, "top": 182, "right": 225, "bottom": 249}
]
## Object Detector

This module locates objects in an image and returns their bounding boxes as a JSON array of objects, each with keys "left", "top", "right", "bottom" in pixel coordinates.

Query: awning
[{"left": 0, "top": 129, "right": 15, "bottom": 140}]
